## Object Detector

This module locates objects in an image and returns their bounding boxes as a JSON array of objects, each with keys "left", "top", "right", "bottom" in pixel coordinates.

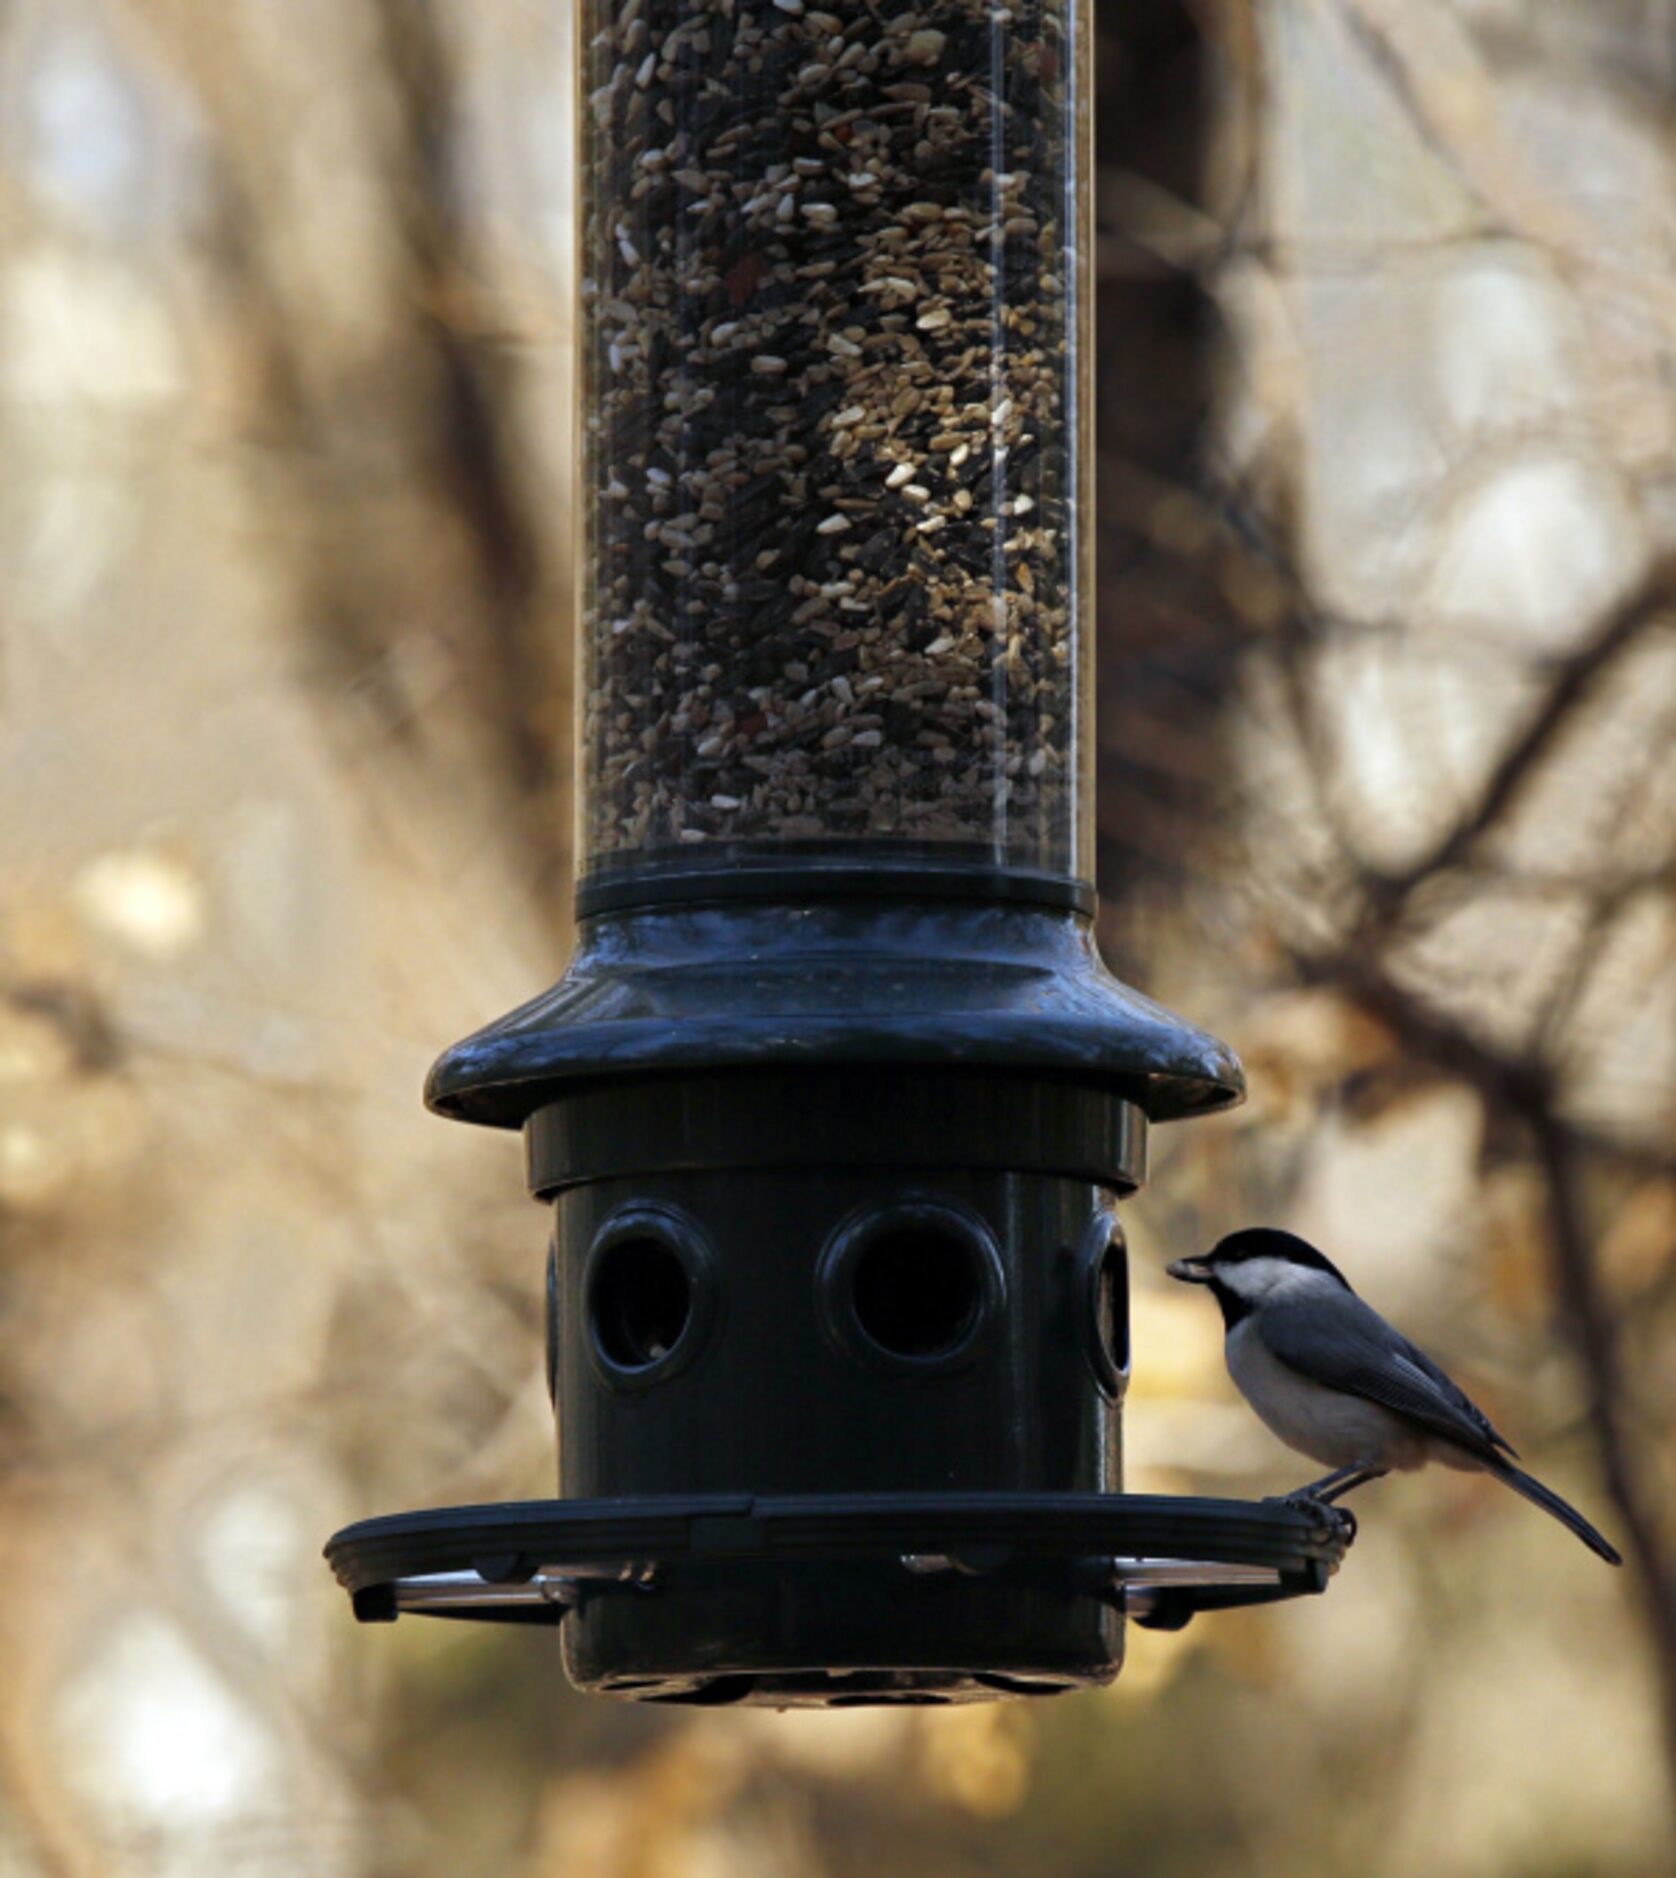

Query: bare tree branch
[{"left": 1362, "top": 556, "right": 1676, "bottom": 917}]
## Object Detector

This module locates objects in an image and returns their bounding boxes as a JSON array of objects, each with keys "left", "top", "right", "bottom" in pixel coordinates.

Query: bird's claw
[{"left": 1268, "top": 1490, "right": 1357, "bottom": 1545}]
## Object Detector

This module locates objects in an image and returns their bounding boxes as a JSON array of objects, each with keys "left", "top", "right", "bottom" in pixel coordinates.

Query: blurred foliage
[{"left": 1, "top": 1, "right": 1673, "bottom": 1874}]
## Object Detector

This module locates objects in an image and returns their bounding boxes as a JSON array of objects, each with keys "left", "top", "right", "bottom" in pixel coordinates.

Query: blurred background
[{"left": 2, "top": 0, "right": 1673, "bottom": 1872}]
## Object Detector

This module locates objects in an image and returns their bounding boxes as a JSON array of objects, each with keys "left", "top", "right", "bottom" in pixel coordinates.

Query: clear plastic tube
[{"left": 578, "top": 0, "right": 1092, "bottom": 883}]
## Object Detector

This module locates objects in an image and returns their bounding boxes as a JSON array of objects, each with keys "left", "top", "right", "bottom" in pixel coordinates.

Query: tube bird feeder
[{"left": 325, "top": 0, "right": 1352, "bottom": 1705}]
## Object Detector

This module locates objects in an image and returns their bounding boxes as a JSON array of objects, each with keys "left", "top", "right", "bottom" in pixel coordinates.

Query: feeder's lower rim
[{"left": 325, "top": 1490, "right": 1352, "bottom": 1625}]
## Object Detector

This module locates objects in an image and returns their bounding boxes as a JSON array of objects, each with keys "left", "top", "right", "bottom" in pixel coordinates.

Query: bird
[{"left": 1167, "top": 1227, "right": 1622, "bottom": 1565}]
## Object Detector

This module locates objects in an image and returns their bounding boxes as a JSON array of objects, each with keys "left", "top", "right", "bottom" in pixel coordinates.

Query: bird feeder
[{"left": 325, "top": 0, "right": 1351, "bottom": 1705}]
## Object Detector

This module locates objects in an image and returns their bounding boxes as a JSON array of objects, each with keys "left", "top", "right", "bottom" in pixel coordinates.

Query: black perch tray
[{"left": 326, "top": 1489, "right": 1354, "bottom": 1696}]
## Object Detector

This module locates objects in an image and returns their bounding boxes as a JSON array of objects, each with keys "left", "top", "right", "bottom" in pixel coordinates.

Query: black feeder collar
[{"left": 325, "top": 852, "right": 1355, "bottom": 1706}]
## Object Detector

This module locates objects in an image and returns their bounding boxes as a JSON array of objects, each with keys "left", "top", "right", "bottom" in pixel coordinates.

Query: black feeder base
[
  {"left": 326, "top": 868, "right": 1349, "bottom": 1706},
  {"left": 325, "top": 1491, "right": 1354, "bottom": 1706}
]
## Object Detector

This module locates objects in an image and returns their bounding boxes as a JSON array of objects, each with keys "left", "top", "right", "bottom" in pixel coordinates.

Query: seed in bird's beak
[{"left": 1166, "top": 1258, "right": 1213, "bottom": 1284}]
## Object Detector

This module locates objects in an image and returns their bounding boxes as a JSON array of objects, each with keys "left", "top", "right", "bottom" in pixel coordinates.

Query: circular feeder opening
[
  {"left": 852, "top": 1223, "right": 982, "bottom": 1360},
  {"left": 820, "top": 1201, "right": 1003, "bottom": 1374},
  {"left": 582, "top": 1204, "right": 718, "bottom": 1390},
  {"left": 1096, "top": 1237, "right": 1129, "bottom": 1376},
  {"left": 973, "top": 1673, "right": 1077, "bottom": 1698},
  {"left": 646, "top": 1674, "right": 758, "bottom": 1707},
  {"left": 1079, "top": 1215, "right": 1130, "bottom": 1397},
  {"left": 590, "top": 1235, "right": 692, "bottom": 1369}
]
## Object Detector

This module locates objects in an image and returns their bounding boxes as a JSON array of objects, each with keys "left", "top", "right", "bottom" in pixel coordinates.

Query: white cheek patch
[{"left": 1217, "top": 1256, "right": 1319, "bottom": 1302}]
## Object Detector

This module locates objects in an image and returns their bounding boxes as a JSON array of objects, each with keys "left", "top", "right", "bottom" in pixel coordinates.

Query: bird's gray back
[{"left": 1254, "top": 1288, "right": 1513, "bottom": 1466}]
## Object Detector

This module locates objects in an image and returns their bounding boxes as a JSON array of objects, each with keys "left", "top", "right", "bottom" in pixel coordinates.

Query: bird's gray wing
[{"left": 1258, "top": 1291, "right": 1515, "bottom": 1464}]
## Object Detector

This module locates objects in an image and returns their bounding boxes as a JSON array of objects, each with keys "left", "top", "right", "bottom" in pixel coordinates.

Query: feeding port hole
[
  {"left": 590, "top": 1233, "right": 692, "bottom": 1370},
  {"left": 851, "top": 1221, "right": 984, "bottom": 1360},
  {"left": 1095, "top": 1235, "right": 1129, "bottom": 1377}
]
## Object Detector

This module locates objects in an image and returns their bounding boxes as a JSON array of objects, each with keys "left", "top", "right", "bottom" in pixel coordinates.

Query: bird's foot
[{"left": 1266, "top": 1488, "right": 1358, "bottom": 1545}]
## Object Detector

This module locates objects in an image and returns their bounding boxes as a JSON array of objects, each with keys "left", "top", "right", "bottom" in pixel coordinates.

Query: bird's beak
[{"left": 1166, "top": 1257, "right": 1214, "bottom": 1284}]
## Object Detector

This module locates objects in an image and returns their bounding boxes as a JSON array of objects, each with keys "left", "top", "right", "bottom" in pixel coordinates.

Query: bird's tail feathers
[{"left": 1492, "top": 1460, "right": 1622, "bottom": 1566}]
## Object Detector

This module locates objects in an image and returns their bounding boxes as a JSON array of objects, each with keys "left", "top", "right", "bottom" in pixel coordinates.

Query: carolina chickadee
[{"left": 1167, "top": 1228, "right": 1622, "bottom": 1565}]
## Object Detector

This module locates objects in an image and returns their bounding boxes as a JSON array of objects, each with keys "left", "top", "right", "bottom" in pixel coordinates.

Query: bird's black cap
[{"left": 1206, "top": 1227, "right": 1353, "bottom": 1289}]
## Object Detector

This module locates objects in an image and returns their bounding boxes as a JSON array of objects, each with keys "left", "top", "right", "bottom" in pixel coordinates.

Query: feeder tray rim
[{"left": 325, "top": 1489, "right": 1353, "bottom": 1626}]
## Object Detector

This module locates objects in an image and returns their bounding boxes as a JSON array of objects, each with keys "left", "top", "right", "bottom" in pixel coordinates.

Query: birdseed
[{"left": 580, "top": 0, "right": 1087, "bottom": 870}]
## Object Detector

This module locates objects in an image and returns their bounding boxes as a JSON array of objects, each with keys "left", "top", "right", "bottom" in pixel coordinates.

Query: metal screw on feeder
[{"left": 324, "top": 0, "right": 1354, "bottom": 1705}]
